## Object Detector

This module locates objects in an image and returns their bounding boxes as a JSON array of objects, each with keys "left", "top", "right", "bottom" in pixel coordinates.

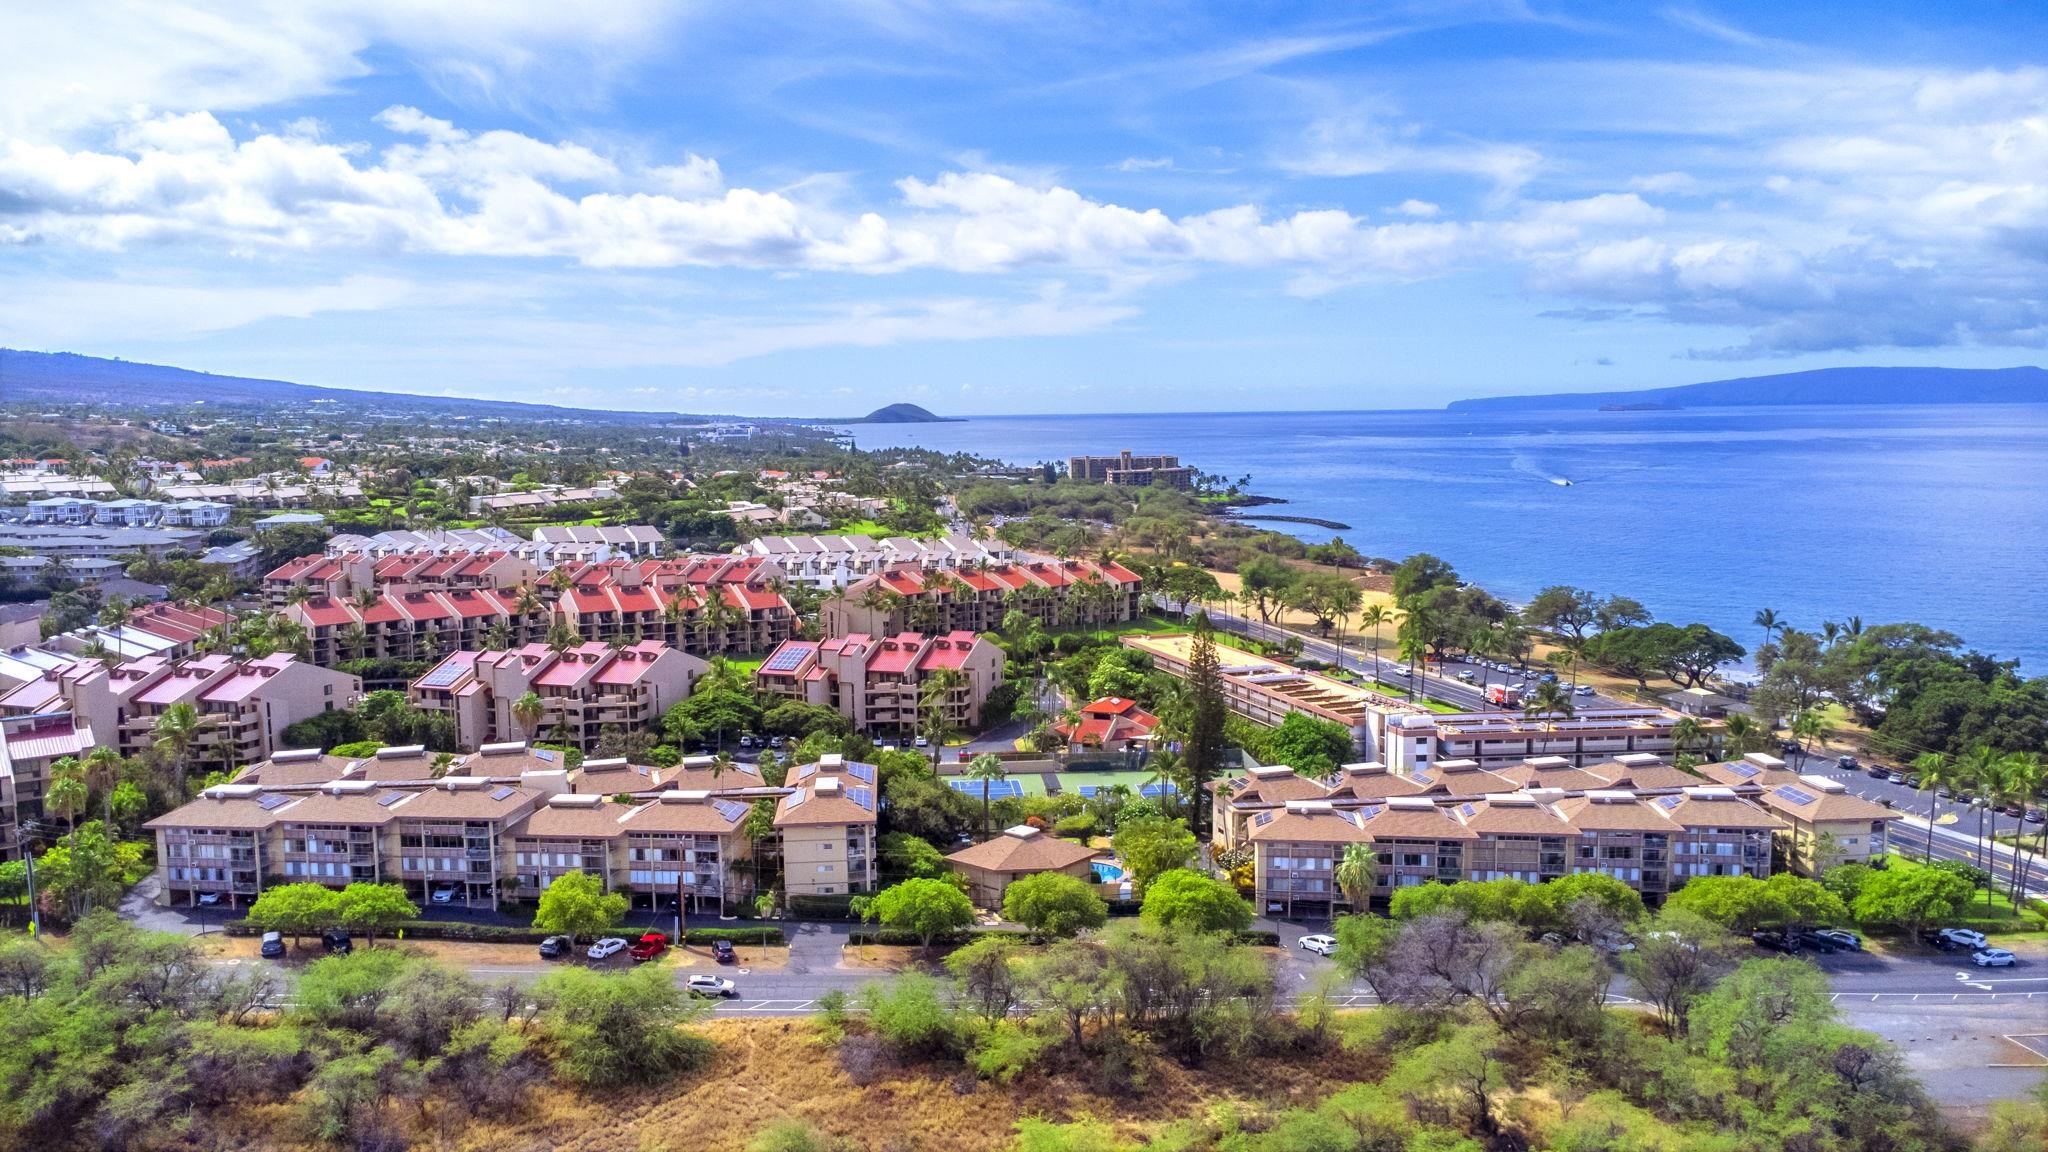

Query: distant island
[
  {"left": 821, "top": 402, "right": 963, "bottom": 424},
  {"left": 1448, "top": 365, "right": 2048, "bottom": 413}
]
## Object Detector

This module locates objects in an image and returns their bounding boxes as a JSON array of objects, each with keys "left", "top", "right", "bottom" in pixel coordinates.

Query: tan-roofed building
[
  {"left": 619, "top": 790, "right": 757, "bottom": 911},
  {"left": 1453, "top": 793, "right": 1572, "bottom": 883},
  {"left": 1588, "top": 753, "right": 1707, "bottom": 792},
  {"left": 1247, "top": 800, "right": 1375, "bottom": 919},
  {"left": 776, "top": 756, "right": 878, "bottom": 896},
  {"left": 1413, "top": 758, "right": 1524, "bottom": 796},
  {"left": 1652, "top": 787, "right": 1781, "bottom": 884},
  {"left": 507, "top": 794, "right": 628, "bottom": 899},
  {"left": 233, "top": 748, "right": 365, "bottom": 787},
  {"left": 570, "top": 757, "right": 682, "bottom": 795},
  {"left": 1321, "top": 761, "right": 1431, "bottom": 804},
  {"left": 274, "top": 783, "right": 415, "bottom": 888},
  {"left": 946, "top": 825, "right": 1098, "bottom": 907},
  {"left": 1490, "top": 755, "right": 1615, "bottom": 792},
  {"left": 145, "top": 785, "right": 296, "bottom": 908},
  {"left": 1697, "top": 754, "right": 1896, "bottom": 873},
  {"left": 392, "top": 779, "right": 541, "bottom": 909},
  {"left": 1212, "top": 764, "right": 1335, "bottom": 847}
]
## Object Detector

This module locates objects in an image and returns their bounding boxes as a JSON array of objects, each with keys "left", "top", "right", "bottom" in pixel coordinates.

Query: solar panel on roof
[
  {"left": 1657, "top": 795, "right": 1683, "bottom": 810},
  {"left": 785, "top": 790, "right": 807, "bottom": 809},
  {"left": 257, "top": 793, "right": 293, "bottom": 810},
  {"left": 850, "top": 787, "right": 875, "bottom": 811},
  {"left": 845, "top": 762, "right": 876, "bottom": 784},
  {"left": 1252, "top": 811, "right": 1275, "bottom": 826},
  {"left": 377, "top": 792, "right": 407, "bottom": 807},
  {"left": 761, "top": 646, "right": 811, "bottom": 673},
  {"left": 1728, "top": 763, "right": 1761, "bottom": 779},
  {"left": 712, "top": 799, "right": 750, "bottom": 822},
  {"left": 1771, "top": 784, "right": 1817, "bottom": 805},
  {"left": 489, "top": 786, "right": 517, "bottom": 801},
  {"left": 416, "top": 660, "right": 469, "bottom": 688},
  {"left": 1459, "top": 803, "right": 1477, "bottom": 817}
]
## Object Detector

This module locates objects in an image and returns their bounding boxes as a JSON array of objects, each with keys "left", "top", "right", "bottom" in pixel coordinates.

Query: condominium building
[
  {"left": 0, "top": 712, "right": 100, "bottom": 859},
  {"left": 1124, "top": 632, "right": 1418, "bottom": 759},
  {"left": 0, "top": 653, "right": 358, "bottom": 777},
  {"left": 1697, "top": 754, "right": 1897, "bottom": 873},
  {"left": 143, "top": 745, "right": 813, "bottom": 911},
  {"left": 410, "top": 642, "right": 706, "bottom": 752},
  {"left": 775, "top": 755, "right": 878, "bottom": 896},
  {"left": 1382, "top": 706, "right": 1722, "bottom": 774},
  {"left": 826, "top": 557, "right": 1143, "bottom": 639},
  {"left": 736, "top": 533, "right": 1013, "bottom": 590},
  {"left": 1067, "top": 451, "right": 1196, "bottom": 489},
  {"left": 754, "top": 630, "right": 1006, "bottom": 738}
]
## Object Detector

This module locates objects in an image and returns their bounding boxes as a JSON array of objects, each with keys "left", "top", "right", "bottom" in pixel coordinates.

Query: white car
[
  {"left": 1936, "top": 927, "right": 1989, "bottom": 951},
  {"left": 1973, "top": 948, "right": 2018, "bottom": 968},
  {"left": 1297, "top": 933, "right": 1337, "bottom": 956},
  {"left": 1575, "top": 684, "right": 1596, "bottom": 697},
  {"left": 1455, "top": 670, "right": 1475, "bottom": 682},
  {"left": 685, "top": 974, "right": 738, "bottom": 998},
  {"left": 914, "top": 735, "right": 930, "bottom": 748},
  {"left": 430, "top": 885, "right": 459, "bottom": 905},
  {"left": 586, "top": 937, "right": 629, "bottom": 960}
]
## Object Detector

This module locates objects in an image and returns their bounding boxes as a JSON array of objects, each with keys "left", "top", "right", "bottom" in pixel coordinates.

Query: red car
[{"left": 628, "top": 931, "right": 669, "bottom": 962}]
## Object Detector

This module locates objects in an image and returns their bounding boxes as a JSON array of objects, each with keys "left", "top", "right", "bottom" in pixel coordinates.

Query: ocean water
[{"left": 848, "top": 405, "right": 2048, "bottom": 673}]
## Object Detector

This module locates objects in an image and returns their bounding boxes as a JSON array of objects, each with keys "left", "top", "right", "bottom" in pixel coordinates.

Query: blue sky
[{"left": 4, "top": 1, "right": 2046, "bottom": 415}]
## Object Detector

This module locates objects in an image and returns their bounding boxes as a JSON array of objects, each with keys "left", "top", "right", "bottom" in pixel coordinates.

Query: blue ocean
[{"left": 849, "top": 405, "right": 2048, "bottom": 673}]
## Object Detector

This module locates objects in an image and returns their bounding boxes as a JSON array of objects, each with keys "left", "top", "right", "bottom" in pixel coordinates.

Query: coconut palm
[
  {"left": 153, "top": 701, "right": 208, "bottom": 796},
  {"left": 1335, "top": 843, "right": 1379, "bottom": 912},
  {"left": 83, "top": 746, "right": 124, "bottom": 822},
  {"left": 919, "top": 667, "right": 969, "bottom": 770},
  {"left": 966, "top": 752, "right": 1007, "bottom": 840},
  {"left": 1669, "top": 716, "right": 1710, "bottom": 767},
  {"left": 1911, "top": 752, "right": 1951, "bottom": 864},
  {"left": 44, "top": 757, "right": 89, "bottom": 832},
  {"left": 1753, "top": 608, "right": 1783, "bottom": 652},
  {"left": 1522, "top": 680, "right": 1574, "bottom": 730},
  {"left": 511, "top": 690, "right": 545, "bottom": 738},
  {"left": 339, "top": 622, "right": 370, "bottom": 662},
  {"left": 1956, "top": 744, "right": 2006, "bottom": 883},
  {"left": 2000, "top": 752, "right": 2045, "bottom": 905},
  {"left": 1789, "top": 708, "right": 1832, "bottom": 767}
]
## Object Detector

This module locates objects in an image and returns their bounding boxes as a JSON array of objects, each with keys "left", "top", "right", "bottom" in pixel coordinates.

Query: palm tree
[
  {"left": 1789, "top": 708, "right": 1831, "bottom": 767},
  {"left": 512, "top": 691, "right": 545, "bottom": 739},
  {"left": 339, "top": 622, "right": 369, "bottom": 662},
  {"left": 153, "top": 701, "right": 208, "bottom": 796},
  {"left": 966, "top": 752, "right": 1007, "bottom": 841},
  {"left": 1820, "top": 621, "right": 1841, "bottom": 648},
  {"left": 1956, "top": 744, "right": 2006, "bottom": 883},
  {"left": 1522, "top": 680, "right": 1574, "bottom": 730},
  {"left": 1334, "top": 844, "right": 1378, "bottom": 912},
  {"left": 1720, "top": 712, "right": 1768, "bottom": 757},
  {"left": 1753, "top": 608, "right": 1783, "bottom": 653},
  {"left": 44, "top": 757, "right": 88, "bottom": 832},
  {"left": 919, "top": 667, "right": 969, "bottom": 770},
  {"left": 83, "top": 746, "right": 124, "bottom": 822},
  {"left": 1669, "top": 717, "right": 1709, "bottom": 767},
  {"left": 1911, "top": 753, "right": 1951, "bottom": 864},
  {"left": 2000, "top": 752, "right": 2045, "bottom": 905}
]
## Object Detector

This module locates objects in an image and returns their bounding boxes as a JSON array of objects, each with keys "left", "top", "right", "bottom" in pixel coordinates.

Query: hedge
[
  {"left": 223, "top": 919, "right": 783, "bottom": 946},
  {"left": 845, "top": 926, "right": 1279, "bottom": 948},
  {"left": 788, "top": 893, "right": 861, "bottom": 920}
]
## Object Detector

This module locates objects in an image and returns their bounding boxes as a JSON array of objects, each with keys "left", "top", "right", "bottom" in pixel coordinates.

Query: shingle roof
[{"left": 945, "top": 826, "right": 1097, "bottom": 873}]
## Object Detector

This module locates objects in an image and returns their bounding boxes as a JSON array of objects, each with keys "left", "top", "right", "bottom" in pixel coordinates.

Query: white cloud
[
  {"left": 0, "top": 0, "right": 678, "bottom": 139},
  {"left": 1393, "top": 199, "right": 1440, "bottom": 217},
  {"left": 1276, "top": 113, "right": 1542, "bottom": 195},
  {"left": 1117, "top": 156, "right": 1175, "bottom": 172}
]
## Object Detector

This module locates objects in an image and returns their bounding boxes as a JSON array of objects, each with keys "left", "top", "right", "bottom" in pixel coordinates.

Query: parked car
[
  {"left": 1866, "top": 764, "right": 1889, "bottom": 779},
  {"left": 538, "top": 935, "right": 572, "bottom": 960},
  {"left": 1838, "top": 754, "right": 1859, "bottom": 770},
  {"left": 430, "top": 885, "right": 459, "bottom": 905},
  {"left": 914, "top": 735, "right": 930, "bottom": 748},
  {"left": 1973, "top": 948, "right": 2019, "bottom": 968},
  {"left": 2027, "top": 809, "right": 2046, "bottom": 825},
  {"left": 1575, "top": 684, "right": 1595, "bottom": 697},
  {"left": 1298, "top": 933, "right": 1337, "bottom": 956},
  {"left": 1930, "top": 927, "right": 1989, "bottom": 951},
  {"left": 1456, "top": 670, "right": 1476, "bottom": 682},
  {"left": 1750, "top": 930, "right": 1799, "bottom": 953},
  {"left": 1905, "top": 775, "right": 1922, "bottom": 789},
  {"left": 685, "top": 974, "right": 738, "bottom": 998},
  {"left": 767, "top": 735, "right": 785, "bottom": 748},
  {"left": 259, "top": 931, "right": 286, "bottom": 959},
  {"left": 587, "top": 937, "right": 629, "bottom": 961},
  {"left": 321, "top": 930, "right": 353, "bottom": 955},
  {"left": 712, "top": 939, "right": 737, "bottom": 964},
  {"left": 2003, "top": 803, "right": 2027, "bottom": 818},
  {"left": 1797, "top": 930, "right": 1843, "bottom": 954},
  {"left": 629, "top": 932, "right": 670, "bottom": 962},
  {"left": 196, "top": 892, "right": 221, "bottom": 907},
  {"left": 738, "top": 734, "right": 755, "bottom": 749},
  {"left": 1809, "top": 929, "right": 1862, "bottom": 951},
  {"left": 1887, "top": 772, "right": 1906, "bottom": 785}
]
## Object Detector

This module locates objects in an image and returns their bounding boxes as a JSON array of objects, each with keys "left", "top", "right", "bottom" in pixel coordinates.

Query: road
[
  {"left": 1168, "top": 599, "right": 1628, "bottom": 712},
  {"left": 1788, "top": 758, "right": 2048, "bottom": 898}
]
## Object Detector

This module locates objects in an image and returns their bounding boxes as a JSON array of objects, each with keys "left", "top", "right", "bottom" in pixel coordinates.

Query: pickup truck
[{"left": 628, "top": 931, "right": 670, "bottom": 962}]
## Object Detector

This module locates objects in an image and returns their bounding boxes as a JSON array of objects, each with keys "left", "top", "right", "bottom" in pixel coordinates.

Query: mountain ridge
[{"left": 1447, "top": 366, "right": 2048, "bottom": 412}]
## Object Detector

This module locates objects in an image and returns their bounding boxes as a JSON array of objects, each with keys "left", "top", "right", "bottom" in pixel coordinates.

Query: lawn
[
  {"left": 1879, "top": 852, "right": 2048, "bottom": 936},
  {"left": 833, "top": 519, "right": 890, "bottom": 537}
]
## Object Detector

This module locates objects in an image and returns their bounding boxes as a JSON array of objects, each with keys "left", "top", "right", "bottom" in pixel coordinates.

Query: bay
[{"left": 847, "top": 404, "right": 2048, "bottom": 673}]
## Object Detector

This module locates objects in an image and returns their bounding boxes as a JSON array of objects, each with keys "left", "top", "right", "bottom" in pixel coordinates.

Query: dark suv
[
  {"left": 321, "top": 930, "right": 353, "bottom": 955},
  {"left": 712, "top": 939, "right": 737, "bottom": 964}
]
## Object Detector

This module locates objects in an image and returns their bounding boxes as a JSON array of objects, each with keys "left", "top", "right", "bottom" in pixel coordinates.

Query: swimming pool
[{"left": 1091, "top": 860, "right": 1125, "bottom": 882}]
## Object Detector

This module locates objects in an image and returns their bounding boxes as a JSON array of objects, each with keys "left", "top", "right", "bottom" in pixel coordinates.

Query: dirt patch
[{"left": 839, "top": 944, "right": 947, "bottom": 972}]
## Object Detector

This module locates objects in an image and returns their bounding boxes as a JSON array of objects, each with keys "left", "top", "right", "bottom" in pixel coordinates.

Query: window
[{"left": 817, "top": 864, "right": 834, "bottom": 873}]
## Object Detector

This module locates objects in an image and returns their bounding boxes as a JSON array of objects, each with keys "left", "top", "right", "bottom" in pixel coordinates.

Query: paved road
[{"left": 1176, "top": 601, "right": 1627, "bottom": 712}]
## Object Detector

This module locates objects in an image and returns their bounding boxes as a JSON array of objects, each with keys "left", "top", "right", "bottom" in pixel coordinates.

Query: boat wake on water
[{"left": 1510, "top": 453, "right": 1573, "bottom": 487}]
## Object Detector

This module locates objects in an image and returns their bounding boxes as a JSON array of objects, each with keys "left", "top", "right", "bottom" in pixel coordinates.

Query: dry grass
[{"left": 422, "top": 1018, "right": 1386, "bottom": 1152}]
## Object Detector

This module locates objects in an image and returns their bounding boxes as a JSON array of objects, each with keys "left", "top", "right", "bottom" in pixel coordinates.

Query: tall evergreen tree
[{"left": 1183, "top": 611, "right": 1226, "bottom": 839}]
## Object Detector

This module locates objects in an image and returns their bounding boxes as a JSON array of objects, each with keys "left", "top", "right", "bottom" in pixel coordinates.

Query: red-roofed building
[
  {"left": 824, "top": 557, "right": 1141, "bottom": 637},
  {"left": 756, "top": 629, "right": 1004, "bottom": 740},
  {"left": 410, "top": 641, "right": 705, "bottom": 752},
  {"left": 1054, "top": 696, "right": 1160, "bottom": 753}
]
